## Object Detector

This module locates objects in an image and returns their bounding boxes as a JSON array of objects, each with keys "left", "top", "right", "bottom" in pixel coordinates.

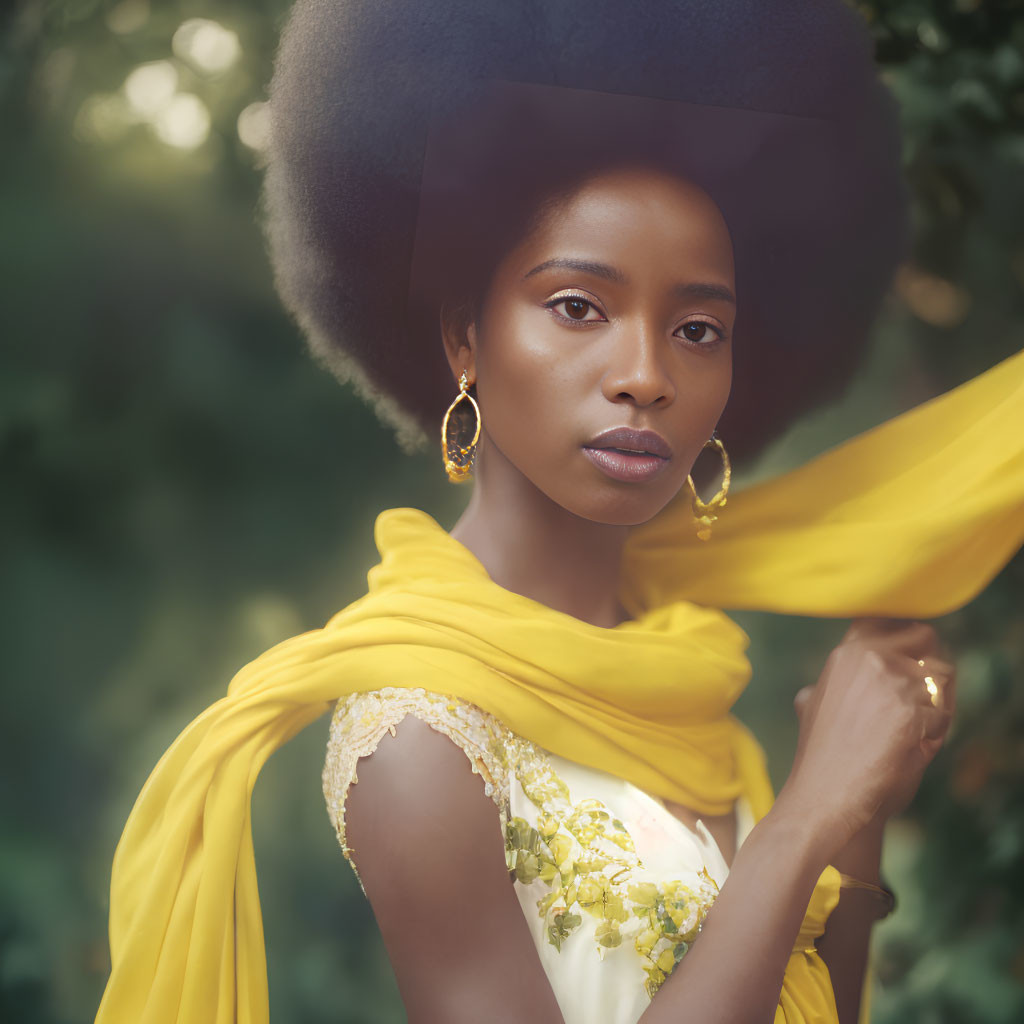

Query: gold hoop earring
[
  {"left": 686, "top": 434, "right": 731, "bottom": 541},
  {"left": 441, "top": 370, "right": 481, "bottom": 483}
]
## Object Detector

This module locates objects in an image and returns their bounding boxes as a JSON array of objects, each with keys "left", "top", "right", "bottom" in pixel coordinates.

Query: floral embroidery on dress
[
  {"left": 502, "top": 733, "right": 721, "bottom": 996},
  {"left": 322, "top": 687, "right": 721, "bottom": 997}
]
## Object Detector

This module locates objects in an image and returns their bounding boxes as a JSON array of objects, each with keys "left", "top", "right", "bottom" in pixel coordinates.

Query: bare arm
[
  {"left": 649, "top": 619, "right": 953, "bottom": 1024},
  {"left": 638, "top": 794, "right": 834, "bottom": 1024},
  {"left": 344, "top": 714, "right": 566, "bottom": 1024},
  {"left": 812, "top": 621, "right": 958, "bottom": 1024}
]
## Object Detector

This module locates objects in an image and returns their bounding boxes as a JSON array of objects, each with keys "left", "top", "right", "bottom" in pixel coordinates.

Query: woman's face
[{"left": 448, "top": 165, "right": 735, "bottom": 526}]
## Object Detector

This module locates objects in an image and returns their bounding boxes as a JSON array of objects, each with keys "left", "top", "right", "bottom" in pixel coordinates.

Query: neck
[{"left": 448, "top": 440, "right": 634, "bottom": 629}]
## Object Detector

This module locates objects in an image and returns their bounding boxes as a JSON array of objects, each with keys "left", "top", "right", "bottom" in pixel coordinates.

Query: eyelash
[{"left": 543, "top": 293, "right": 729, "bottom": 348}]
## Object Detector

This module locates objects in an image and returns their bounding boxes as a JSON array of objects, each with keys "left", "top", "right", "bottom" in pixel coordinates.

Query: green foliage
[{"left": 1, "top": 1, "right": 1022, "bottom": 1021}]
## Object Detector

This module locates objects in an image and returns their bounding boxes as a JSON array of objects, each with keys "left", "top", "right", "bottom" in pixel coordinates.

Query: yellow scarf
[{"left": 96, "top": 346, "right": 1024, "bottom": 1024}]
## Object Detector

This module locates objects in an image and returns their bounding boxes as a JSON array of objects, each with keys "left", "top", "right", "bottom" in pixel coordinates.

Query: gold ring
[{"left": 918, "top": 659, "right": 941, "bottom": 707}]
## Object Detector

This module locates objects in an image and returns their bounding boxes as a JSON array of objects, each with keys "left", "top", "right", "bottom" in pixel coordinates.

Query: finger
[
  {"left": 881, "top": 620, "right": 942, "bottom": 658},
  {"left": 920, "top": 698, "right": 950, "bottom": 742},
  {"left": 921, "top": 700, "right": 954, "bottom": 749},
  {"left": 914, "top": 653, "right": 956, "bottom": 676},
  {"left": 850, "top": 619, "right": 944, "bottom": 664},
  {"left": 919, "top": 732, "right": 947, "bottom": 759},
  {"left": 921, "top": 665, "right": 956, "bottom": 742}
]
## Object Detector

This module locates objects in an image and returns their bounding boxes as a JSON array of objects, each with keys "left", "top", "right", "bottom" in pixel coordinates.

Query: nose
[{"left": 601, "top": 322, "right": 676, "bottom": 408}]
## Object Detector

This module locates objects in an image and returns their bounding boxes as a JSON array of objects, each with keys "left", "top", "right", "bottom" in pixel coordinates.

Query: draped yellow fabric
[{"left": 95, "top": 345, "right": 1024, "bottom": 1024}]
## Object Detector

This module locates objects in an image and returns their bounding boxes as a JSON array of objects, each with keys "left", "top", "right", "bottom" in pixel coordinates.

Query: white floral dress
[{"left": 322, "top": 687, "right": 755, "bottom": 1024}]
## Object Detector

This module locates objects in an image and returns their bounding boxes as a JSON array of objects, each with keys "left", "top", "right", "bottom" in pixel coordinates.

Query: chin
[
  {"left": 514, "top": 448, "right": 684, "bottom": 527},
  {"left": 558, "top": 484, "right": 680, "bottom": 528}
]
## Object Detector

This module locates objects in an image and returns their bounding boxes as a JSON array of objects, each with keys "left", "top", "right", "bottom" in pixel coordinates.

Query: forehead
[
  {"left": 510, "top": 167, "right": 735, "bottom": 278},
  {"left": 560, "top": 167, "right": 727, "bottom": 231}
]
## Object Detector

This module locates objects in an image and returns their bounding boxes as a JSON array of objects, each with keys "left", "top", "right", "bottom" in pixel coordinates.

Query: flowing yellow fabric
[{"left": 96, "top": 345, "right": 1024, "bottom": 1024}]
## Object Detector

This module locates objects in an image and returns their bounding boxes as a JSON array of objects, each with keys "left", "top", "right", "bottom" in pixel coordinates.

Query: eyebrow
[{"left": 523, "top": 257, "right": 736, "bottom": 306}]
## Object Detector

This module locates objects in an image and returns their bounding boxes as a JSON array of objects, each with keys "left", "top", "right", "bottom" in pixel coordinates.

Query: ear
[{"left": 439, "top": 302, "right": 478, "bottom": 387}]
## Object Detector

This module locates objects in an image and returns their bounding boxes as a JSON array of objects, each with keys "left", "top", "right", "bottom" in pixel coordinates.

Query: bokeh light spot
[
  {"left": 153, "top": 94, "right": 211, "bottom": 150},
  {"left": 123, "top": 61, "right": 178, "bottom": 118},
  {"left": 237, "top": 102, "right": 271, "bottom": 151},
  {"left": 172, "top": 19, "right": 242, "bottom": 75}
]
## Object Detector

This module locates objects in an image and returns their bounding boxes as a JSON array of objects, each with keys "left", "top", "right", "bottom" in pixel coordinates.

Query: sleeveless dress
[{"left": 323, "top": 686, "right": 763, "bottom": 1024}]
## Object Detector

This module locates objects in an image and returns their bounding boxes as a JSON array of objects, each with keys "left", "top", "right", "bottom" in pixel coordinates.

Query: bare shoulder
[
  {"left": 345, "top": 713, "right": 564, "bottom": 1023},
  {"left": 345, "top": 713, "right": 504, "bottom": 897}
]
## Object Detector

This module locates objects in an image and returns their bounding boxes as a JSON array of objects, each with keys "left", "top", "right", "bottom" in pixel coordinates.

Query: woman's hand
[{"left": 776, "top": 617, "right": 957, "bottom": 857}]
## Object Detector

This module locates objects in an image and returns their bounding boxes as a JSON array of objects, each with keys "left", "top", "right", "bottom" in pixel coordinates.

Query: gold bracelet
[{"left": 836, "top": 871, "right": 896, "bottom": 921}]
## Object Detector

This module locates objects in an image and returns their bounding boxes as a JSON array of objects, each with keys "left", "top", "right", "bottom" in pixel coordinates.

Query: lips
[
  {"left": 583, "top": 426, "right": 673, "bottom": 459},
  {"left": 581, "top": 426, "right": 672, "bottom": 484}
]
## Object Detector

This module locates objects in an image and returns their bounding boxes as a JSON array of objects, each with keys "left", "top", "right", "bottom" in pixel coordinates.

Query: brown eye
[
  {"left": 678, "top": 321, "right": 726, "bottom": 346},
  {"left": 564, "top": 298, "right": 591, "bottom": 320},
  {"left": 544, "top": 294, "right": 606, "bottom": 323}
]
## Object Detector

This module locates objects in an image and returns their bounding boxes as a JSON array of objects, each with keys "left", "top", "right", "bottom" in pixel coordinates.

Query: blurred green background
[{"left": 2, "top": 1, "right": 1023, "bottom": 1021}]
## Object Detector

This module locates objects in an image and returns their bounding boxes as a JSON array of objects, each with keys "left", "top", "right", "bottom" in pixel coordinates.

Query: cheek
[
  {"left": 674, "top": 353, "right": 732, "bottom": 471},
  {"left": 476, "top": 309, "right": 582, "bottom": 446},
  {"left": 702, "top": 348, "right": 732, "bottom": 415}
]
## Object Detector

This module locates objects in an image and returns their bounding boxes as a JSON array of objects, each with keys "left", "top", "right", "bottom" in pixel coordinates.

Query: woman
[
  {"left": 324, "top": 164, "right": 929, "bottom": 1024},
  {"left": 94, "top": 1, "right": 1024, "bottom": 1023}
]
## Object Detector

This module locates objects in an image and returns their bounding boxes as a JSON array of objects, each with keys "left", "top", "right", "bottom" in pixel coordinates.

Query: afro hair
[{"left": 261, "top": 0, "right": 911, "bottom": 469}]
